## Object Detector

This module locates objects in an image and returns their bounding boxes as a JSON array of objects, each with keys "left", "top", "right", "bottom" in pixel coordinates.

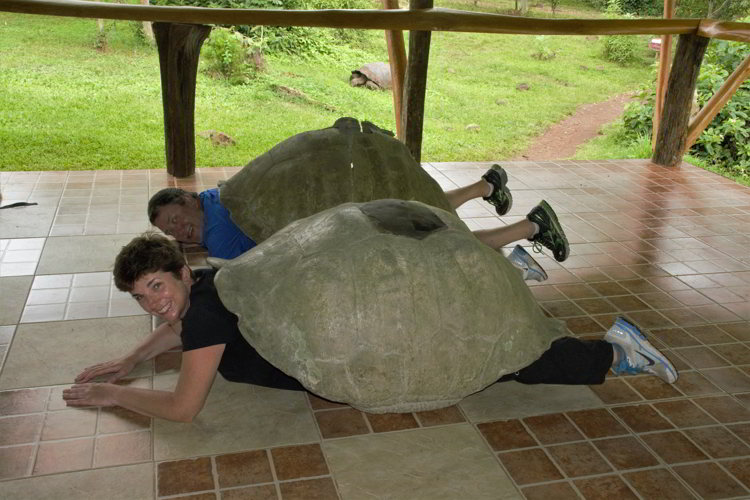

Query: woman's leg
[
  {"left": 499, "top": 318, "right": 679, "bottom": 386},
  {"left": 500, "top": 337, "right": 614, "bottom": 385}
]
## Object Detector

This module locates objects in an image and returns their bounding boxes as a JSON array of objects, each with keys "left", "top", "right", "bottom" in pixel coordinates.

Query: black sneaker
[
  {"left": 482, "top": 164, "right": 513, "bottom": 216},
  {"left": 527, "top": 200, "right": 569, "bottom": 262}
]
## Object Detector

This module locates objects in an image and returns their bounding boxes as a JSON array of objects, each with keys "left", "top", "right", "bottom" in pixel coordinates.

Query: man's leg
[
  {"left": 472, "top": 200, "right": 569, "bottom": 263},
  {"left": 444, "top": 165, "right": 512, "bottom": 215}
]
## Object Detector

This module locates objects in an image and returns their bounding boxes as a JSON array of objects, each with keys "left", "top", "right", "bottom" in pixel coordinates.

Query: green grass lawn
[{"left": 0, "top": 6, "right": 655, "bottom": 171}]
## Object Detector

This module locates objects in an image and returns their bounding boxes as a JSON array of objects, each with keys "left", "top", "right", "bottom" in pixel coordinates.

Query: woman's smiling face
[{"left": 130, "top": 267, "right": 192, "bottom": 323}]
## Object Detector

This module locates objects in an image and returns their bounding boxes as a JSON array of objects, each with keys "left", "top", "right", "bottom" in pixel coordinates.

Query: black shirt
[{"left": 180, "top": 269, "right": 303, "bottom": 391}]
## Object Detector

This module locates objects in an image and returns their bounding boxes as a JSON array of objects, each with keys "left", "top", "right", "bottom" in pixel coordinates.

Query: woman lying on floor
[{"left": 63, "top": 234, "right": 677, "bottom": 422}]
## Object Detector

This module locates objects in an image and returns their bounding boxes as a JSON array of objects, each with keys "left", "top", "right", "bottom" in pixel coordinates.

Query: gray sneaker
[
  {"left": 508, "top": 245, "right": 548, "bottom": 282},
  {"left": 482, "top": 165, "right": 513, "bottom": 216},
  {"left": 605, "top": 317, "right": 678, "bottom": 384},
  {"left": 527, "top": 200, "right": 569, "bottom": 262}
]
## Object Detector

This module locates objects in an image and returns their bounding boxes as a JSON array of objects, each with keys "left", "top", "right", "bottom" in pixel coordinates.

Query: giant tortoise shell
[
  {"left": 220, "top": 117, "right": 453, "bottom": 243},
  {"left": 349, "top": 62, "right": 392, "bottom": 90},
  {"left": 214, "top": 199, "right": 566, "bottom": 413}
]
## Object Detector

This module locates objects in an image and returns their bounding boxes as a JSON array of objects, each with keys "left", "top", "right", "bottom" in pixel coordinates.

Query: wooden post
[
  {"left": 153, "top": 22, "right": 211, "bottom": 178},
  {"left": 684, "top": 53, "right": 750, "bottom": 151},
  {"left": 651, "top": 0, "right": 675, "bottom": 150},
  {"left": 651, "top": 33, "right": 709, "bottom": 167},
  {"left": 382, "top": 0, "right": 407, "bottom": 140},
  {"left": 401, "top": 0, "right": 433, "bottom": 164}
]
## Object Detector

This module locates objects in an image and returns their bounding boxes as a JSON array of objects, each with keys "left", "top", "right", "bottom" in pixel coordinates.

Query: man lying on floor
[{"left": 63, "top": 233, "right": 677, "bottom": 422}]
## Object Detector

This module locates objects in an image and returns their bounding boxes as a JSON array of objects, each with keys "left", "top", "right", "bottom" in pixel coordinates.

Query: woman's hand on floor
[
  {"left": 74, "top": 357, "right": 135, "bottom": 384},
  {"left": 63, "top": 383, "right": 117, "bottom": 407}
]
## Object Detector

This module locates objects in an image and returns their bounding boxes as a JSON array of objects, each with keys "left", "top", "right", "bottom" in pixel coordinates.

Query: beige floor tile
[
  {"left": 323, "top": 424, "right": 518, "bottom": 500},
  {"left": 0, "top": 316, "right": 152, "bottom": 390},
  {"left": 460, "top": 381, "right": 603, "bottom": 422},
  {"left": 153, "top": 374, "right": 317, "bottom": 460},
  {"left": 0, "top": 276, "right": 32, "bottom": 324},
  {"left": 0, "top": 462, "right": 154, "bottom": 500},
  {"left": 41, "top": 408, "right": 98, "bottom": 440},
  {"left": 94, "top": 430, "right": 152, "bottom": 467},
  {"left": 36, "top": 234, "right": 139, "bottom": 274},
  {"left": 0, "top": 204, "right": 56, "bottom": 238}
]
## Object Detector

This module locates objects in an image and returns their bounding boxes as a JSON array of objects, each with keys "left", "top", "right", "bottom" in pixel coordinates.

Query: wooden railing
[{"left": 2, "top": 0, "right": 750, "bottom": 176}]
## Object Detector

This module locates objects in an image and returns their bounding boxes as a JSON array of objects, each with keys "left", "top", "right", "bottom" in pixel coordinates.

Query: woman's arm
[
  {"left": 64, "top": 344, "right": 225, "bottom": 422},
  {"left": 75, "top": 321, "right": 183, "bottom": 383}
]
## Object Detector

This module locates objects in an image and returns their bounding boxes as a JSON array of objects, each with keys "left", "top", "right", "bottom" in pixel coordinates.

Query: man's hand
[
  {"left": 75, "top": 358, "right": 136, "bottom": 384},
  {"left": 63, "top": 383, "right": 117, "bottom": 408}
]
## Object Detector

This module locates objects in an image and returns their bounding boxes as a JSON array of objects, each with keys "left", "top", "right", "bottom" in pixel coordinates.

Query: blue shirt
[{"left": 200, "top": 188, "right": 256, "bottom": 259}]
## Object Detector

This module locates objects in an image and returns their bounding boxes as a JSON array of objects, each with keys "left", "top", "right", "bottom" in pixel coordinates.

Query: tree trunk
[
  {"left": 140, "top": 0, "right": 155, "bottom": 44},
  {"left": 651, "top": 33, "right": 709, "bottom": 167},
  {"left": 153, "top": 22, "right": 211, "bottom": 178},
  {"left": 401, "top": 0, "right": 432, "bottom": 164}
]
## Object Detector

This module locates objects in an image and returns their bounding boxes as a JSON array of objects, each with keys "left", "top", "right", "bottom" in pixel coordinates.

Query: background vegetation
[
  {"left": 576, "top": 17, "right": 750, "bottom": 186},
  {"left": 0, "top": 0, "right": 656, "bottom": 171}
]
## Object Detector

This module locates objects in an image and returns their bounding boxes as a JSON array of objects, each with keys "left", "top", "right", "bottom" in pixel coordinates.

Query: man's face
[
  {"left": 153, "top": 199, "right": 204, "bottom": 244},
  {"left": 130, "top": 267, "right": 192, "bottom": 324}
]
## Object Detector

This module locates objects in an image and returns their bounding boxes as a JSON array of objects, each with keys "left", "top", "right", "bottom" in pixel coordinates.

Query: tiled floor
[{"left": 1, "top": 160, "right": 750, "bottom": 499}]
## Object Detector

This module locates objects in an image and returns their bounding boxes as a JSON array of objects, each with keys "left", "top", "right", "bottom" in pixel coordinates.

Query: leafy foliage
[
  {"left": 676, "top": 0, "right": 750, "bottom": 19},
  {"left": 618, "top": 0, "right": 659, "bottom": 16},
  {"left": 201, "top": 27, "right": 259, "bottom": 84},
  {"left": 153, "top": 0, "right": 375, "bottom": 57}
]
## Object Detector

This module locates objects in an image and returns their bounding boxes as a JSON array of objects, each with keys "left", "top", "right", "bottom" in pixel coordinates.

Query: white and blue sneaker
[
  {"left": 508, "top": 244, "right": 548, "bottom": 282},
  {"left": 604, "top": 317, "right": 678, "bottom": 384}
]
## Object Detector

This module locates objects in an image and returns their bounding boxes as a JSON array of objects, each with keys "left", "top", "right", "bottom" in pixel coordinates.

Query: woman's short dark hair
[
  {"left": 147, "top": 188, "right": 199, "bottom": 224},
  {"left": 113, "top": 232, "right": 187, "bottom": 292}
]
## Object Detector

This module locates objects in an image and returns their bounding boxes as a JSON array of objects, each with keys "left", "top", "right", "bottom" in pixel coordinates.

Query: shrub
[
  {"left": 201, "top": 27, "right": 258, "bottom": 84},
  {"left": 601, "top": 0, "right": 643, "bottom": 64},
  {"left": 619, "top": 0, "right": 660, "bottom": 16},
  {"left": 620, "top": 87, "right": 654, "bottom": 141},
  {"left": 531, "top": 35, "right": 556, "bottom": 60}
]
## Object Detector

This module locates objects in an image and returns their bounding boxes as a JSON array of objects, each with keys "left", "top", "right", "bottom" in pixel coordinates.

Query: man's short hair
[
  {"left": 147, "top": 188, "right": 200, "bottom": 224},
  {"left": 113, "top": 232, "right": 186, "bottom": 292}
]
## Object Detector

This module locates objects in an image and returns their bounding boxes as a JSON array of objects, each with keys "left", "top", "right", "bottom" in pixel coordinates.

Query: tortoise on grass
[
  {"left": 213, "top": 199, "right": 565, "bottom": 413},
  {"left": 220, "top": 117, "right": 453, "bottom": 243},
  {"left": 349, "top": 62, "right": 392, "bottom": 90}
]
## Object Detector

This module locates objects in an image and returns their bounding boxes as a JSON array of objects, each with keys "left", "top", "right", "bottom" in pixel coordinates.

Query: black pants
[{"left": 499, "top": 337, "right": 613, "bottom": 385}]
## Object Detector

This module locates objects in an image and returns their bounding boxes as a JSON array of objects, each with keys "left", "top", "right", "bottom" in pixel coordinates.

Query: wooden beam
[
  {"left": 652, "top": 33, "right": 710, "bottom": 167},
  {"left": 684, "top": 52, "right": 750, "bottom": 151},
  {"left": 382, "top": 0, "right": 407, "bottom": 140},
  {"left": 651, "top": 0, "right": 675, "bottom": 150},
  {"left": 401, "top": 0, "right": 433, "bottom": 164},
  {"left": 4, "top": 0, "right": 738, "bottom": 38},
  {"left": 153, "top": 22, "right": 211, "bottom": 178}
]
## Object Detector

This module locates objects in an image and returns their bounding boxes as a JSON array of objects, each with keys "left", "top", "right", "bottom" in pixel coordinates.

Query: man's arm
[
  {"left": 75, "top": 321, "right": 183, "bottom": 383},
  {"left": 64, "top": 344, "right": 225, "bottom": 422}
]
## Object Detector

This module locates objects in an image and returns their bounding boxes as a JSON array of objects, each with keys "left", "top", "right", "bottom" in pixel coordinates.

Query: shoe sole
[
  {"left": 615, "top": 317, "right": 678, "bottom": 383},
  {"left": 538, "top": 200, "right": 569, "bottom": 262},
  {"left": 511, "top": 245, "right": 548, "bottom": 281},
  {"left": 482, "top": 165, "right": 512, "bottom": 215}
]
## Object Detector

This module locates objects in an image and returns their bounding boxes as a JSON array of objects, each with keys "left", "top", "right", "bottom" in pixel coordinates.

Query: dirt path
[{"left": 511, "top": 92, "right": 634, "bottom": 161}]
